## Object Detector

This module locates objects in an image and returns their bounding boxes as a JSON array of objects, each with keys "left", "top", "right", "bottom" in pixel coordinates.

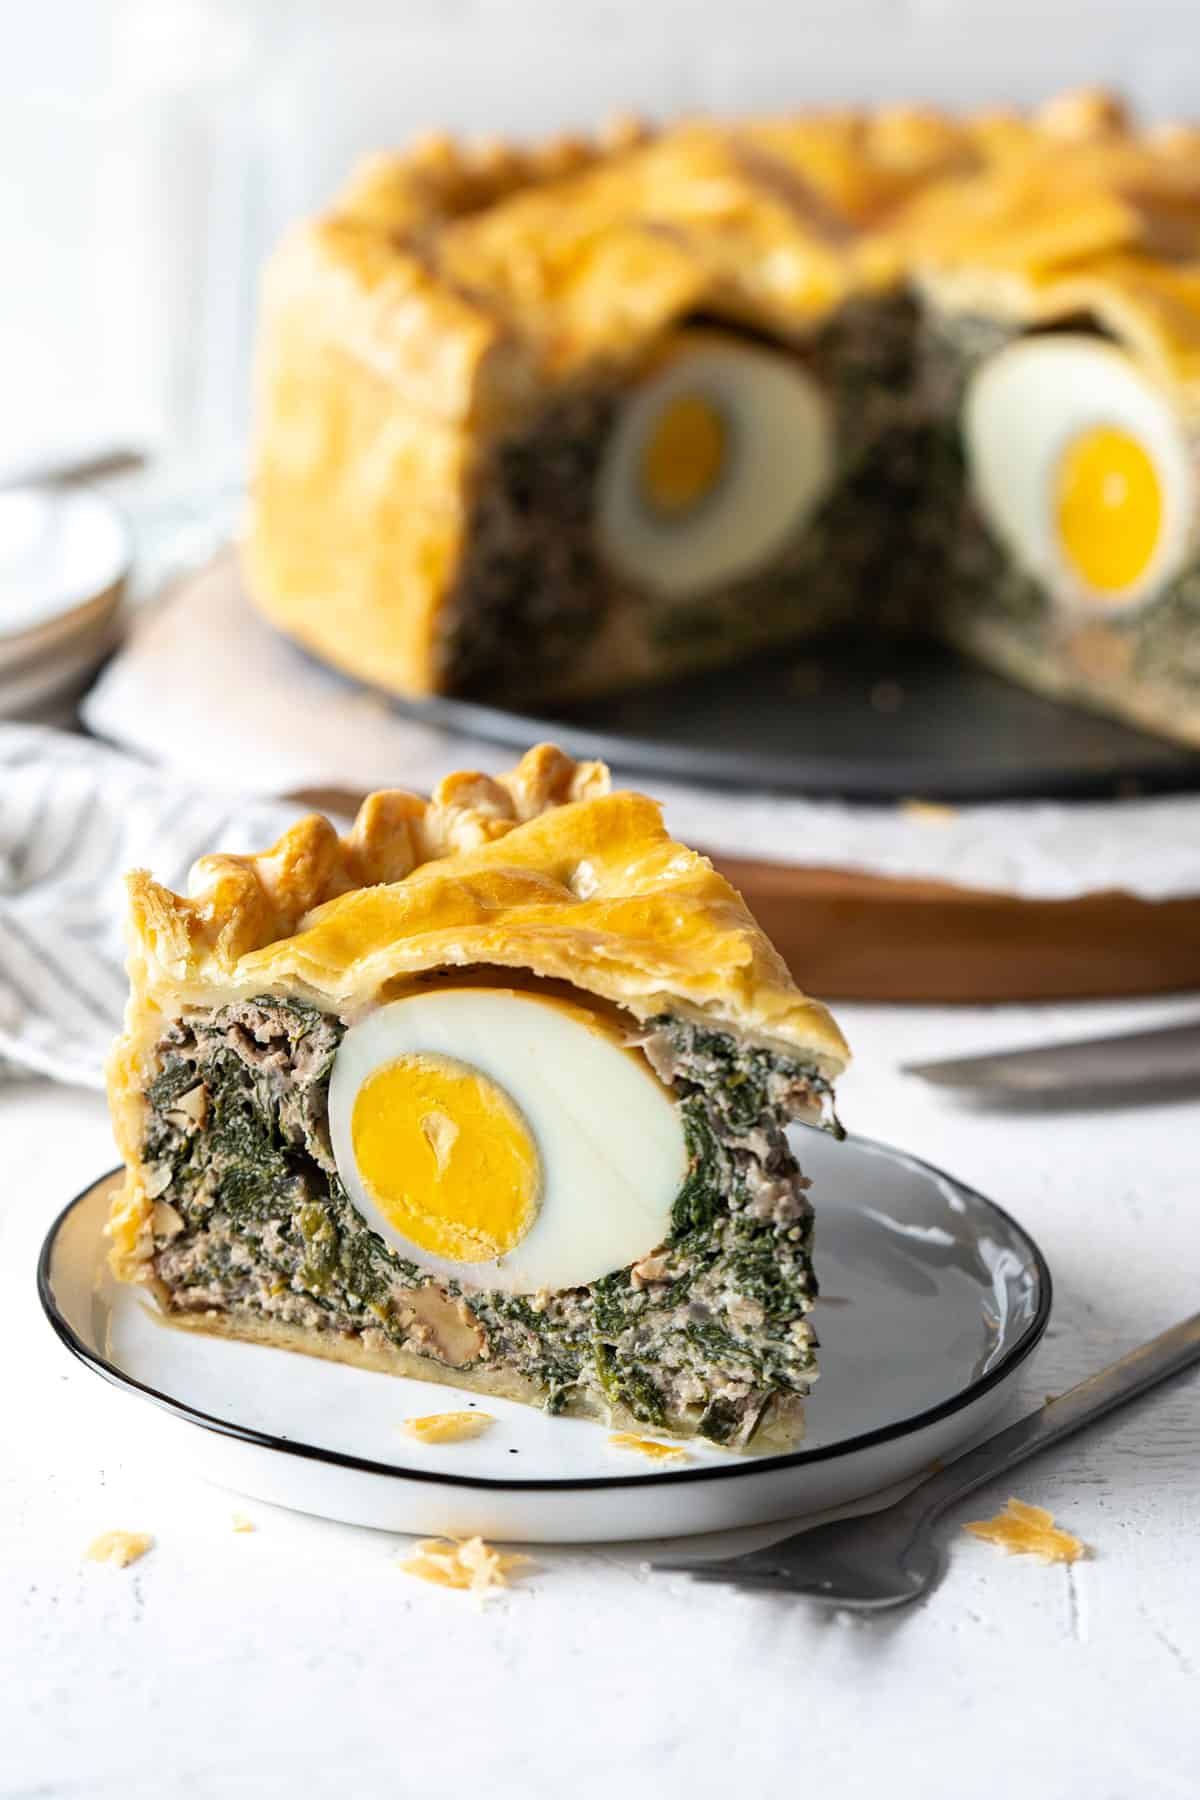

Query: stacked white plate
[{"left": 0, "top": 486, "right": 130, "bottom": 724}]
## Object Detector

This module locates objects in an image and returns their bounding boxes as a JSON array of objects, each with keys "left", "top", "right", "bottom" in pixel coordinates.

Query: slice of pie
[{"left": 106, "top": 745, "right": 848, "bottom": 1450}]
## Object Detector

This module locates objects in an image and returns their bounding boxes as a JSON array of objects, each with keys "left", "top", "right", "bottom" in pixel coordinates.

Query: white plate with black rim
[{"left": 38, "top": 1130, "right": 1050, "bottom": 1543}]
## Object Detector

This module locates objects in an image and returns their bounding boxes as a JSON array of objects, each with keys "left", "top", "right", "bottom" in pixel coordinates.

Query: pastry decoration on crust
[
  {"left": 245, "top": 90, "right": 1200, "bottom": 748},
  {"left": 106, "top": 746, "right": 848, "bottom": 1450}
]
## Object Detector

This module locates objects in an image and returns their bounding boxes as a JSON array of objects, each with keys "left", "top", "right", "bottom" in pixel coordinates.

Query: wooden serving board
[
  {"left": 717, "top": 857, "right": 1200, "bottom": 1003},
  {"left": 290, "top": 788, "right": 1200, "bottom": 1003}
]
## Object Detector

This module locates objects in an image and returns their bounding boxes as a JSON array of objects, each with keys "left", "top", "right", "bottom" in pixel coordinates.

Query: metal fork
[{"left": 651, "top": 1311, "right": 1200, "bottom": 1610}]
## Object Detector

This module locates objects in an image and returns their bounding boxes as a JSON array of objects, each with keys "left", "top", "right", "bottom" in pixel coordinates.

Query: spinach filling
[
  {"left": 437, "top": 296, "right": 921, "bottom": 699},
  {"left": 439, "top": 384, "right": 620, "bottom": 697},
  {"left": 141, "top": 998, "right": 835, "bottom": 1447}
]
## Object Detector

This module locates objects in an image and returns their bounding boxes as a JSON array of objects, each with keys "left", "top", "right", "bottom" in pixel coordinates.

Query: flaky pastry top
[
  {"left": 112, "top": 740, "right": 846, "bottom": 1075},
  {"left": 875, "top": 99, "right": 1200, "bottom": 411},
  {"left": 282, "top": 90, "right": 1200, "bottom": 428}
]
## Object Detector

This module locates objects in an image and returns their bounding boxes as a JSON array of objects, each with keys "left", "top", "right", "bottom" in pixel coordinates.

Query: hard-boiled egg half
[
  {"left": 595, "top": 329, "right": 836, "bottom": 597},
  {"left": 962, "top": 333, "right": 1195, "bottom": 613},
  {"left": 328, "top": 988, "right": 687, "bottom": 1294}
]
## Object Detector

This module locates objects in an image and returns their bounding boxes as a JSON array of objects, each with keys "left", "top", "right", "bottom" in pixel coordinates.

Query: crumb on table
[
  {"left": 398, "top": 1535, "right": 532, "bottom": 1595},
  {"left": 964, "top": 1498, "right": 1087, "bottom": 1564},
  {"left": 231, "top": 1514, "right": 255, "bottom": 1533},
  {"left": 85, "top": 1531, "right": 154, "bottom": 1569}
]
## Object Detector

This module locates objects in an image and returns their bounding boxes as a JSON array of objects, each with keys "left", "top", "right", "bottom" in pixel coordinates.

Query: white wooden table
[{"left": 4, "top": 992, "right": 1198, "bottom": 1800}]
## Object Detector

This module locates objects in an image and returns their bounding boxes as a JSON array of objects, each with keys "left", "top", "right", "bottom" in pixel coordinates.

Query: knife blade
[{"left": 904, "top": 1018, "right": 1200, "bottom": 1097}]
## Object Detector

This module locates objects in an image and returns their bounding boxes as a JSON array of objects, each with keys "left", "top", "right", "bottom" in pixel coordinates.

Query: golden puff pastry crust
[
  {"left": 264, "top": 88, "right": 1200, "bottom": 396},
  {"left": 106, "top": 745, "right": 848, "bottom": 1275},
  {"left": 878, "top": 98, "right": 1200, "bottom": 411}
]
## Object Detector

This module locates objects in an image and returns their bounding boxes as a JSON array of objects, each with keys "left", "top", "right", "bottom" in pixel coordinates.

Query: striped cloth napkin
[{"left": 0, "top": 724, "right": 306, "bottom": 1088}]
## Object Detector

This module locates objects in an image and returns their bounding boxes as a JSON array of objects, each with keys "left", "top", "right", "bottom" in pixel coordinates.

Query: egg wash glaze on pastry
[{"left": 106, "top": 746, "right": 848, "bottom": 1449}]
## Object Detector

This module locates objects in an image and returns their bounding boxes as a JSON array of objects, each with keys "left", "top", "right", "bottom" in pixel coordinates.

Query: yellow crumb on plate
[
  {"left": 608, "top": 1432, "right": 690, "bottom": 1463},
  {"left": 85, "top": 1530, "right": 154, "bottom": 1569},
  {"left": 231, "top": 1514, "right": 256, "bottom": 1533},
  {"left": 963, "top": 1497, "right": 1087, "bottom": 1564},
  {"left": 400, "top": 1411, "right": 496, "bottom": 1445},
  {"left": 899, "top": 798, "right": 959, "bottom": 825},
  {"left": 398, "top": 1536, "right": 532, "bottom": 1596}
]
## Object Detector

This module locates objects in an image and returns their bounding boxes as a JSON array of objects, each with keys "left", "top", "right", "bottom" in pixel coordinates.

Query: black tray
[{"left": 392, "top": 637, "right": 1200, "bottom": 802}]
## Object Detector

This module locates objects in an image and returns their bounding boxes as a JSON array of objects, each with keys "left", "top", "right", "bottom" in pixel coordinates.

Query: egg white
[
  {"left": 595, "top": 331, "right": 835, "bottom": 598},
  {"left": 327, "top": 988, "right": 688, "bottom": 1295},
  {"left": 962, "top": 333, "right": 1195, "bottom": 612}
]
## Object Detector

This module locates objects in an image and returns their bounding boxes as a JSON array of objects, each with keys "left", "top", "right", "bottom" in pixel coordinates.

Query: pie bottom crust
[{"left": 144, "top": 1300, "right": 806, "bottom": 1454}]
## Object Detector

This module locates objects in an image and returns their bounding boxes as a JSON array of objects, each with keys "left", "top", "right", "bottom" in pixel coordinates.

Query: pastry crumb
[
  {"left": 870, "top": 678, "right": 906, "bottom": 714},
  {"left": 400, "top": 1411, "right": 496, "bottom": 1445},
  {"left": 85, "top": 1530, "right": 154, "bottom": 1569},
  {"left": 231, "top": 1513, "right": 256, "bottom": 1533},
  {"left": 964, "top": 1497, "right": 1087, "bottom": 1564},
  {"left": 398, "top": 1535, "right": 532, "bottom": 1595},
  {"left": 900, "top": 797, "right": 959, "bottom": 824},
  {"left": 790, "top": 660, "right": 825, "bottom": 697},
  {"left": 609, "top": 1432, "right": 690, "bottom": 1463}
]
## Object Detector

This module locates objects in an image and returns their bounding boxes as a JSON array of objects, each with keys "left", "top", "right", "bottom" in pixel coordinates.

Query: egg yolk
[
  {"left": 1054, "top": 425, "right": 1164, "bottom": 597},
  {"left": 640, "top": 391, "right": 727, "bottom": 517},
  {"left": 351, "top": 1054, "right": 541, "bottom": 1264}
]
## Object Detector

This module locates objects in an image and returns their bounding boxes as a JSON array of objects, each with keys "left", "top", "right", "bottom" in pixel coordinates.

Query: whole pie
[
  {"left": 245, "top": 89, "right": 1200, "bottom": 747},
  {"left": 106, "top": 745, "right": 848, "bottom": 1449}
]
